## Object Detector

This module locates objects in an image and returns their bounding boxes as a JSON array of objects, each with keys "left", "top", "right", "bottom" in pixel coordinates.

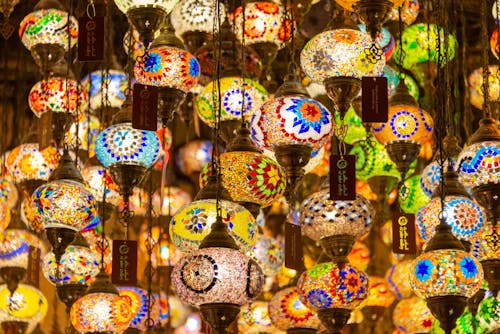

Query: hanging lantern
[
  {"left": 387, "top": 0, "right": 419, "bottom": 26},
  {"left": 385, "top": 260, "right": 414, "bottom": 300},
  {"left": 410, "top": 222, "right": 484, "bottom": 333},
  {"left": 297, "top": 262, "right": 369, "bottom": 333},
  {"left": 32, "top": 151, "right": 99, "bottom": 262},
  {"left": 196, "top": 76, "right": 268, "bottom": 142},
  {"left": 468, "top": 65, "right": 500, "bottom": 110},
  {"left": 170, "top": 0, "right": 225, "bottom": 52},
  {"left": 65, "top": 113, "right": 101, "bottom": 159},
  {"left": 268, "top": 287, "right": 320, "bottom": 332},
  {"left": 0, "top": 284, "right": 48, "bottom": 334},
  {"left": 456, "top": 117, "right": 500, "bottom": 222},
  {"left": 472, "top": 222, "right": 500, "bottom": 294},
  {"left": 365, "top": 276, "right": 396, "bottom": 308},
  {"left": 82, "top": 229, "right": 113, "bottom": 275},
  {"left": 372, "top": 82, "right": 433, "bottom": 180},
  {"left": 348, "top": 241, "right": 370, "bottom": 272},
  {"left": 357, "top": 24, "right": 395, "bottom": 61},
  {"left": 239, "top": 301, "right": 274, "bottom": 333},
  {"left": 80, "top": 165, "right": 121, "bottom": 221},
  {"left": 0, "top": 178, "right": 18, "bottom": 210},
  {"left": 5, "top": 143, "right": 59, "bottom": 193},
  {"left": 299, "top": 190, "right": 374, "bottom": 261},
  {"left": 19, "top": 0, "right": 78, "bottom": 74},
  {"left": 477, "top": 292, "right": 500, "bottom": 332},
  {"left": 137, "top": 222, "right": 183, "bottom": 268},
  {"left": 170, "top": 199, "right": 258, "bottom": 253},
  {"left": 176, "top": 139, "right": 213, "bottom": 178},
  {"left": 118, "top": 286, "right": 160, "bottom": 331},
  {"left": 114, "top": 0, "right": 178, "bottom": 46},
  {"left": 393, "top": 296, "right": 434, "bottom": 334},
  {"left": 248, "top": 232, "right": 284, "bottom": 277},
  {"left": 491, "top": 28, "right": 500, "bottom": 60},
  {"left": 301, "top": 19, "right": 385, "bottom": 118},
  {"left": 172, "top": 216, "right": 265, "bottom": 333},
  {"left": 95, "top": 98, "right": 161, "bottom": 198},
  {"left": 0, "top": 201, "right": 11, "bottom": 235},
  {"left": 70, "top": 271, "right": 136, "bottom": 334},
  {"left": 134, "top": 24, "right": 200, "bottom": 125},
  {"left": 152, "top": 186, "right": 192, "bottom": 217}
]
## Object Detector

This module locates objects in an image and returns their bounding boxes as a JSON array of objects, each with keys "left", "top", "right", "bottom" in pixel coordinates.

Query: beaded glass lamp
[
  {"left": 268, "top": 287, "right": 320, "bottom": 331},
  {"left": 118, "top": 286, "right": 160, "bottom": 331}
]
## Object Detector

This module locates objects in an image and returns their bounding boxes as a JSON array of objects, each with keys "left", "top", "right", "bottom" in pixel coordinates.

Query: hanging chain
[
  {"left": 240, "top": 0, "right": 247, "bottom": 126},
  {"left": 145, "top": 173, "right": 157, "bottom": 332},
  {"left": 481, "top": 0, "right": 492, "bottom": 118}
]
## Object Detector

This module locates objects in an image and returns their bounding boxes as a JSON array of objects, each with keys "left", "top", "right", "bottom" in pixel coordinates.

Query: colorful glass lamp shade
[
  {"left": 300, "top": 27, "right": 385, "bottom": 117},
  {"left": 248, "top": 233, "right": 284, "bottom": 277},
  {"left": 468, "top": 65, "right": 500, "bottom": 110},
  {"left": 0, "top": 178, "right": 18, "bottom": 209},
  {"left": 0, "top": 230, "right": 30, "bottom": 295},
  {"left": 152, "top": 186, "right": 192, "bottom": 217},
  {"left": 118, "top": 286, "right": 160, "bottom": 331},
  {"left": 491, "top": 28, "right": 500, "bottom": 60},
  {"left": 297, "top": 262, "right": 369, "bottom": 333},
  {"left": 477, "top": 292, "right": 500, "bottom": 332},
  {"left": 388, "top": 0, "right": 419, "bottom": 26},
  {"left": 358, "top": 24, "right": 395, "bottom": 61},
  {"left": 65, "top": 113, "right": 101, "bottom": 158},
  {"left": 0, "top": 283, "right": 48, "bottom": 334},
  {"left": 385, "top": 260, "right": 414, "bottom": 300},
  {"left": 80, "top": 165, "right": 121, "bottom": 218},
  {"left": 70, "top": 271, "right": 136, "bottom": 334},
  {"left": 239, "top": 301, "right": 274, "bottom": 333},
  {"left": 170, "top": 199, "right": 258, "bottom": 253},
  {"left": 176, "top": 139, "right": 213, "bottom": 178},
  {"left": 114, "top": 0, "right": 178, "bottom": 45},
  {"left": 19, "top": 0, "right": 78, "bottom": 74},
  {"left": 393, "top": 296, "right": 434, "bottom": 334},
  {"left": 299, "top": 190, "right": 373, "bottom": 261},
  {"left": 398, "top": 174, "right": 431, "bottom": 214},
  {"left": 365, "top": 276, "right": 396, "bottom": 308},
  {"left": 268, "top": 287, "right": 320, "bottom": 332},
  {"left": 81, "top": 69, "right": 129, "bottom": 114}
]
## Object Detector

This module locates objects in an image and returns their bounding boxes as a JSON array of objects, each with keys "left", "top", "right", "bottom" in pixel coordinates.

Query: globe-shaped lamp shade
[
  {"left": 248, "top": 233, "right": 284, "bottom": 277},
  {"left": 0, "top": 178, "right": 19, "bottom": 209},
  {"left": 32, "top": 179, "right": 99, "bottom": 232},
  {"left": 134, "top": 46, "right": 200, "bottom": 92},
  {"left": 82, "top": 229, "right": 113, "bottom": 274},
  {"left": 200, "top": 152, "right": 286, "bottom": 208},
  {"left": 152, "top": 186, "right": 192, "bottom": 216},
  {"left": 349, "top": 137, "right": 404, "bottom": 182},
  {"left": 0, "top": 230, "right": 31, "bottom": 270},
  {"left": 252, "top": 96, "right": 332, "bottom": 153},
  {"left": 70, "top": 289, "right": 135, "bottom": 334},
  {"left": 95, "top": 122, "right": 161, "bottom": 169},
  {"left": 456, "top": 140, "right": 500, "bottom": 190},
  {"left": 196, "top": 76, "right": 268, "bottom": 127},
  {"left": 420, "top": 159, "right": 456, "bottom": 197},
  {"left": 239, "top": 301, "right": 273, "bottom": 333},
  {"left": 138, "top": 225, "right": 183, "bottom": 267},
  {"left": 385, "top": 260, "right": 414, "bottom": 300},
  {"left": 299, "top": 191, "right": 374, "bottom": 241},
  {"left": 172, "top": 247, "right": 265, "bottom": 307},
  {"left": 171, "top": 0, "right": 225, "bottom": 36},
  {"left": 176, "top": 139, "right": 213, "bottom": 176},
  {"left": 170, "top": 199, "right": 258, "bottom": 252},
  {"left": 393, "top": 296, "right": 434, "bottom": 334},
  {"left": 232, "top": 2, "right": 291, "bottom": 49},
  {"left": 365, "top": 276, "right": 396, "bottom": 308},
  {"left": 118, "top": 286, "right": 160, "bottom": 331},
  {"left": 468, "top": 65, "right": 500, "bottom": 110},
  {"left": 5, "top": 144, "right": 59, "bottom": 184},
  {"left": 19, "top": 8, "right": 78, "bottom": 51},
  {"left": 268, "top": 287, "right": 320, "bottom": 331},
  {"left": 0, "top": 200, "right": 11, "bottom": 235},
  {"left": 388, "top": 0, "right": 419, "bottom": 25},
  {"left": 297, "top": 262, "right": 369, "bottom": 311},
  {"left": 410, "top": 249, "right": 483, "bottom": 299},
  {"left": 65, "top": 113, "right": 101, "bottom": 155},
  {"left": 491, "top": 29, "right": 500, "bottom": 60},
  {"left": 477, "top": 293, "right": 500, "bottom": 332},
  {"left": 398, "top": 175, "right": 431, "bottom": 214},
  {"left": 80, "top": 166, "right": 121, "bottom": 207},
  {"left": 300, "top": 28, "right": 385, "bottom": 84},
  {"left": 372, "top": 105, "right": 434, "bottom": 146},
  {"left": 113, "top": 0, "right": 178, "bottom": 15},
  {"left": 335, "top": 0, "right": 403, "bottom": 11},
  {"left": 472, "top": 223, "right": 500, "bottom": 261},
  {"left": 393, "top": 23, "right": 457, "bottom": 70},
  {"left": 358, "top": 24, "right": 395, "bottom": 60},
  {"left": 0, "top": 284, "right": 48, "bottom": 333},
  {"left": 29, "top": 77, "right": 87, "bottom": 117},
  {"left": 81, "top": 70, "right": 129, "bottom": 112},
  {"left": 348, "top": 241, "right": 370, "bottom": 271},
  {"left": 416, "top": 196, "right": 486, "bottom": 245},
  {"left": 42, "top": 244, "right": 100, "bottom": 285}
]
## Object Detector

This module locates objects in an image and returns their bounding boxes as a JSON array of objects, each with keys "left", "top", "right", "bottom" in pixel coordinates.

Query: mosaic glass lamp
[
  {"left": 19, "top": 0, "right": 78, "bottom": 74},
  {"left": 491, "top": 28, "right": 500, "bottom": 60},
  {"left": 65, "top": 113, "right": 101, "bottom": 158},
  {"left": 239, "top": 301, "right": 274, "bottom": 333},
  {"left": 114, "top": 0, "right": 178, "bottom": 45},
  {"left": 358, "top": 24, "right": 395, "bottom": 60},
  {"left": 80, "top": 165, "right": 121, "bottom": 220},
  {"left": 299, "top": 190, "right": 373, "bottom": 261},
  {"left": 297, "top": 262, "right": 369, "bottom": 333},
  {"left": 472, "top": 223, "right": 500, "bottom": 294},
  {"left": 0, "top": 178, "right": 18, "bottom": 209},
  {"left": 118, "top": 286, "right": 160, "bottom": 331},
  {"left": 365, "top": 276, "right": 396, "bottom": 308},
  {"left": 385, "top": 260, "right": 414, "bottom": 300},
  {"left": 152, "top": 186, "right": 192, "bottom": 217},
  {"left": 268, "top": 287, "right": 320, "bottom": 332},
  {"left": 393, "top": 296, "right": 434, "bottom": 334},
  {"left": 410, "top": 219, "right": 484, "bottom": 333},
  {"left": 248, "top": 233, "right": 283, "bottom": 277},
  {"left": 0, "top": 284, "right": 48, "bottom": 334},
  {"left": 176, "top": 139, "right": 213, "bottom": 178},
  {"left": 456, "top": 117, "right": 500, "bottom": 222},
  {"left": 70, "top": 271, "right": 136, "bottom": 334},
  {"left": 477, "top": 292, "right": 500, "bottom": 332},
  {"left": 468, "top": 65, "right": 500, "bottom": 110},
  {"left": 301, "top": 23, "right": 385, "bottom": 117},
  {"left": 387, "top": 0, "right": 419, "bottom": 25},
  {"left": 81, "top": 69, "right": 129, "bottom": 114},
  {"left": 134, "top": 25, "right": 200, "bottom": 125}
]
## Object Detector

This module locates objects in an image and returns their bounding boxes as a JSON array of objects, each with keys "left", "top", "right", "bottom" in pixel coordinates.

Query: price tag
[
  {"left": 112, "top": 240, "right": 138, "bottom": 285},
  {"left": 362, "top": 76, "right": 388, "bottom": 123},
  {"left": 330, "top": 154, "right": 356, "bottom": 201},
  {"left": 285, "top": 223, "right": 304, "bottom": 271},
  {"left": 26, "top": 246, "right": 41, "bottom": 287},
  {"left": 78, "top": 16, "right": 104, "bottom": 61},
  {"left": 132, "top": 83, "right": 158, "bottom": 131},
  {"left": 38, "top": 111, "right": 52, "bottom": 150},
  {"left": 392, "top": 212, "right": 417, "bottom": 254}
]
